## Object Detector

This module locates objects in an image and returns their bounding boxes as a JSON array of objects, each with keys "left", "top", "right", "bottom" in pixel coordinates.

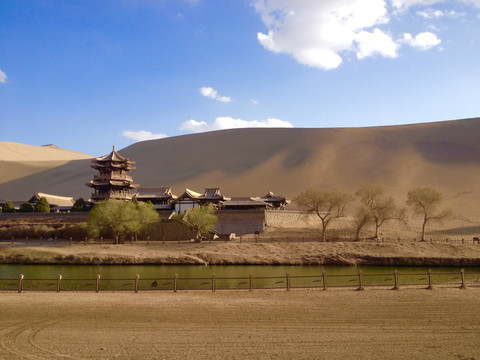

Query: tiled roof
[
  {"left": 29, "top": 192, "right": 75, "bottom": 207},
  {"left": 94, "top": 146, "right": 135, "bottom": 164},
  {"left": 136, "top": 187, "right": 176, "bottom": 199}
]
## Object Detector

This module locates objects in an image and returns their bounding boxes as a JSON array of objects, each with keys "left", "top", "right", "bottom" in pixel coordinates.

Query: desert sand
[
  {"left": 0, "top": 143, "right": 92, "bottom": 162},
  {"left": 2, "top": 118, "right": 480, "bottom": 217},
  {"left": 1, "top": 289, "right": 479, "bottom": 359}
]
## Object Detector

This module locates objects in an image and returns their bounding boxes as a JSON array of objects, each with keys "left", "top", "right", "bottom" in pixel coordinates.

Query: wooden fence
[
  {"left": 2, "top": 269, "right": 479, "bottom": 293},
  {"left": 1, "top": 235, "right": 480, "bottom": 245}
]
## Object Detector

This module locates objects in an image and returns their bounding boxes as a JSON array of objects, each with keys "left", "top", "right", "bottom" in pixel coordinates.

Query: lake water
[{"left": 1, "top": 264, "right": 480, "bottom": 291}]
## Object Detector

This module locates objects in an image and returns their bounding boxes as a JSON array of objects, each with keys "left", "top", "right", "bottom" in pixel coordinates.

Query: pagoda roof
[
  {"left": 135, "top": 187, "right": 177, "bottom": 199},
  {"left": 256, "top": 191, "right": 287, "bottom": 202},
  {"left": 86, "top": 180, "right": 139, "bottom": 188},
  {"left": 28, "top": 192, "right": 75, "bottom": 207},
  {"left": 199, "top": 187, "right": 226, "bottom": 200},
  {"left": 175, "top": 188, "right": 203, "bottom": 200},
  {"left": 93, "top": 146, "right": 135, "bottom": 164},
  {"left": 223, "top": 199, "right": 269, "bottom": 207}
]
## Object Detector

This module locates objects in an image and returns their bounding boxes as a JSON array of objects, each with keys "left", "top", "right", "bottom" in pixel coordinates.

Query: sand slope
[
  {"left": 0, "top": 142, "right": 93, "bottom": 199},
  {"left": 0, "top": 142, "right": 92, "bottom": 161},
  {"left": 1, "top": 118, "right": 480, "bottom": 214}
]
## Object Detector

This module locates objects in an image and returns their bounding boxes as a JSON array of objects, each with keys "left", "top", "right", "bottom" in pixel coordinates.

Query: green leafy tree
[
  {"left": 35, "top": 197, "right": 50, "bottom": 213},
  {"left": 88, "top": 199, "right": 159, "bottom": 243},
  {"left": 183, "top": 204, "right": 218, "bottom": 241},
  {"left": 2, "top": 201, "right": 16, "bottom": 213},
  {"left": 406, "top": 187, "right": 452, "bottom": 241},
  {"left": 19, "top": 202, "right": 34, "bottom": 213},
  {"left": 355, "top": 184, "right": 405, "bottom": 238},
  {"left": 294, "top": 189, "right": 353, "bottom": 242},
  {"left": 72, "top": 198, "right": 88, "bottom": 212}
]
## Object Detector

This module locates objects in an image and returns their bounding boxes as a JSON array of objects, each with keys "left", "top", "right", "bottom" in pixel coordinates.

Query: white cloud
[
  {"left": 393, "top": 0, "right": 480, "bottom": 11},
  {"left": 251, "top": 99, "right": 259, "bottom": 104},
  {"left": 254, "top": 0, "right": 393, "bottom": 70},
  {"left": 199, "top": 86, "right": 231, "bottom": 103},
  {"left": 416, "top": 8, "right": 462, "bottom": 18},
  {"left": 392, "top": 0, "right": 443, "bottom": 12},
  {"left": 122, "top": 130, "right": 167, "bottom": 142},
  {"left": 401, "top": 31, "right": 441, "bottom": 50},
  {"left": 253, "top": 0, "right": 476, "bottom": 69},
  {"left": 179, "top": 116, "right": 294, "bottom": 133},
  {"left": 355, "top": 28, "right": 400, "bottom": 59},
  {"left": 0, "top": 69, "right": 7, "bottom": 83}
]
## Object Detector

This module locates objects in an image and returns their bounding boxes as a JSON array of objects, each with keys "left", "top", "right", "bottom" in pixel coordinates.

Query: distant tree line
[
  {"left": 294, "top": 185, "right": 451, "bottom": 242},
  {"left": 1, "top": 197, "right": 90, "bottom": 213}
]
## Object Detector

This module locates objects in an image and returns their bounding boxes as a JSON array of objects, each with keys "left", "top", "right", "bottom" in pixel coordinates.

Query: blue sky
[{"left": 1, "top": 0, "right": 479, "bottom": 156}]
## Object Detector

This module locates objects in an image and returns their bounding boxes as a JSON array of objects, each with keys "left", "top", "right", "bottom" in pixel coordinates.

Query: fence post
[
  {"left": 357, "top": 271, "right": 364, "bottom": 291},
  {"left": 11, "top": 236, "right": 14, "bottom": 245},
  {"left": 57, "top": 274, "right": 62, "bottom": 292},
  {"left": 393, "top": 269, "right": 399, "bottom": 290},
  {"left": 18, "top": 274, "right": 24, "bottom": 293},
  {"left": 147, "top": 236, "right": 150, "bottom": 245},
  {"left": 286, "top": 272, "right": 291, "bottom": 291},
  {"left": 69, "top": 237, "right": 72, "bottom": 246},
  {"left": 462, "top": 238, "right": 465, "bottom": 244},
  {"left": 212, "top": 273, "right": 216, "bottom": 292},
  {"left": 100, "top": 236, "right": 103, "bottom": 245},
  {"left": 40, "top": 236, "right": 43, "bottom": 245},
  {"left": 96, "top": 274, "right": 101, "bottom": 293},
  {"left": 322, "top": 271, "right": 327, "bottom": 291},
  {"left": 84, "top": 236, "right": 88, "bottom": 245},
  {"left": 174, "top": 274, "right": 178, "bottom": 292},
  {"left": 460, "top": 269, "right": 467, "bottom": 290},
  {"left": 426, "top": 269, "right": 433, "bottom": 290},
  {"left": 54, "top": 236, "right": 57, "bottom": 245},
  {"left": 135, "top": 274, "right": 140, "bottom": 293},
  {"left": 249, "top": 273, "right": 254, "bottom": 292}
]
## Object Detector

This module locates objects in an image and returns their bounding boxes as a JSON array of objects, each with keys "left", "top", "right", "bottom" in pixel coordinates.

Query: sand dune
[
  {"left": 0, "top": 142, "right": 92, "bottom": 161},
  {"left": 1, "top": 118, "right": 480, "bottom": 220}
]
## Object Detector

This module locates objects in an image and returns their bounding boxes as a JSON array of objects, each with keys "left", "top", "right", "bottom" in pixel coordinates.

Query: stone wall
[{"left": 214, "top": 210, "right": 265, "bottom": 236}]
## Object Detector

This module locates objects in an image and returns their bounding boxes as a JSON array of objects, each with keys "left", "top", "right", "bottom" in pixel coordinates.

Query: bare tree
[
  {"left": 353, "top": 206, "right": 372, "bottom": 241},
  {"left": 406, "top": 187, "right": 452, "bottom": 241},
  {"left": 356, "top": 184, "right": 405, "bottom": 239},
  {"left": 294, "top": 189, "right": 353, "bottom": 242}
]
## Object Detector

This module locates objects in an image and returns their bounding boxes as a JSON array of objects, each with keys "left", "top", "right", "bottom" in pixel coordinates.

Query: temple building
[
  {"left": 256, "top": 191, "right": 289, "bottom": 209},
  {"left": 134, "top": 187, "right": 176, "bottom": 210},
  {"left": 86, "top": 146, "right": 139, "bottom": 202},
  {"left": 198, "top": 188, "right": 228, "bottom": 207}
]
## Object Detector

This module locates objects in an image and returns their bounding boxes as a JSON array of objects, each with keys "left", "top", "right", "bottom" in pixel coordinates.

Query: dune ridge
[{"left": 1, "top": 118, "right": 479, "bottom": 216}]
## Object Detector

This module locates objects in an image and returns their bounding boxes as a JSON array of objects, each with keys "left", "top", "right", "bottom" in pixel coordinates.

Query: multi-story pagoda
[{"left": 86, "top": 146, "right": 139, "bottom": 202}]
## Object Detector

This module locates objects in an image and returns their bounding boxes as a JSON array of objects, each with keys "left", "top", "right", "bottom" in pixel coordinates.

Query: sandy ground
[
  {"left": 2, "top": 241, "right": 480, "bottom": 266},
  {"left": 0, "top": 288, "right": 479, "bottom": 359}
]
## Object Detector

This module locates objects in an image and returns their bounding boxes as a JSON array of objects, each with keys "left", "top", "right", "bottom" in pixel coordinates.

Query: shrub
[
  {"left": 19, "top": 202, "right": 34, "bottom": 213},
  {"left": 2, "top": 201, "right": 15, "bottom": 213},
  {"left": 35, "top": 197, "right": 50, "bottom": 213}
]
